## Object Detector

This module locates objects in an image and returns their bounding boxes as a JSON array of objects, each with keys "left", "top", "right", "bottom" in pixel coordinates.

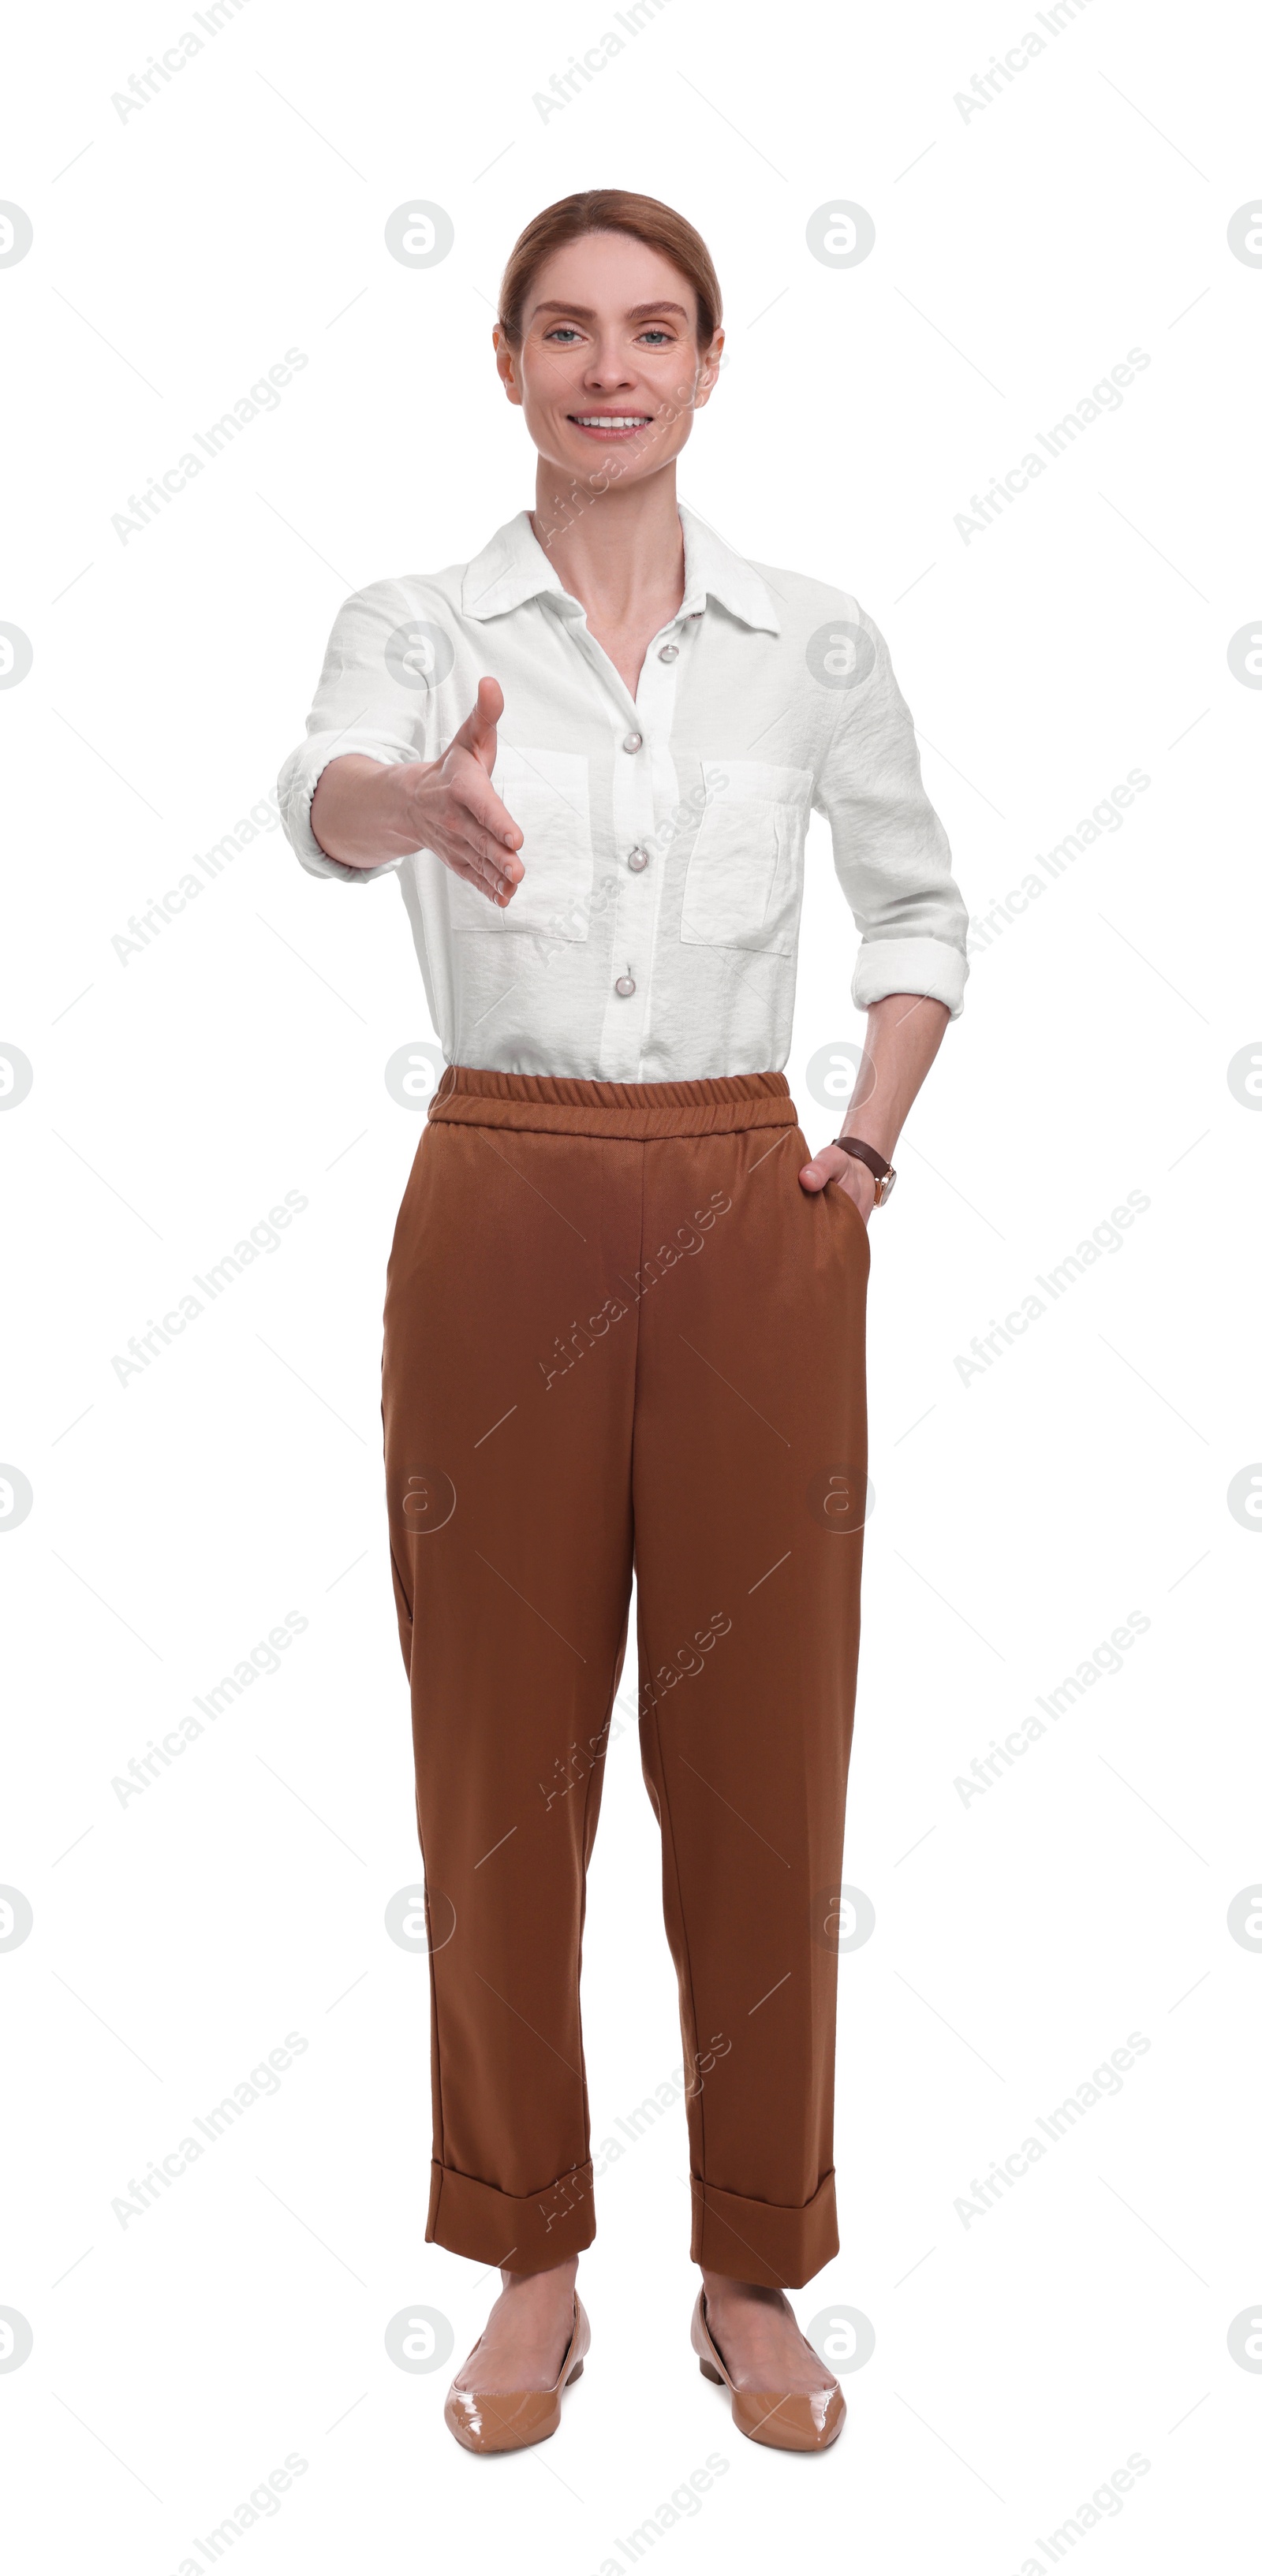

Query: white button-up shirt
[{"left": 277, "top": 503, "right": 968, "bottom": 1082}]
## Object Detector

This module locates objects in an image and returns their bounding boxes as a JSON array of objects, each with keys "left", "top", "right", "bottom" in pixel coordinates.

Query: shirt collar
[{"left": 460, "top": 501, "right": 781, "bottom": 635}]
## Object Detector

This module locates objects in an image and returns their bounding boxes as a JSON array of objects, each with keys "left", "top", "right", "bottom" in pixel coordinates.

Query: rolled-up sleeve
[
  {"left": 276, "top": 580, "right": 425, "bottom": 884},
  {"left": 813, "top": 608, "right": 969, "bottom": 1017}
]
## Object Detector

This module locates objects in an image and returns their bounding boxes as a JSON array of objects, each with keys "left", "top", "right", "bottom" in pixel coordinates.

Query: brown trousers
[{"left": 380, "top": 1065, "right": 868, "bottom": 2288}]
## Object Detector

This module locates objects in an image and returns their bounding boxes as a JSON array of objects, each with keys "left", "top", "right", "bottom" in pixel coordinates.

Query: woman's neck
[{"left": 530, "top": 463, "right": 686, "bottom": 634}]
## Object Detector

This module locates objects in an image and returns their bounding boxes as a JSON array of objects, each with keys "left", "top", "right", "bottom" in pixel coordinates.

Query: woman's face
[{"left": 495, "top": 229, "right": 722, "bottom": 490}]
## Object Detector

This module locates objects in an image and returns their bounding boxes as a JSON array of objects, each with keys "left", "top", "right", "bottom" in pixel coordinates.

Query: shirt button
[
  {"left": 622, "top": 730, "right": 643, "bottom": 753},
  {"left": 614, "top": 973, "right": 637, "bottom": 997},
  {"left": 626, "top": 847, "right": 649, "bottom": 873},
  {"left": 658, "top": 643, "right": 679, "bottom": 663}
]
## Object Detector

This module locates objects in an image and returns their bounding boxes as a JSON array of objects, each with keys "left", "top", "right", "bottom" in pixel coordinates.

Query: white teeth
[{"left": 572, "top": 415, "right": 650, "bottom": 427}]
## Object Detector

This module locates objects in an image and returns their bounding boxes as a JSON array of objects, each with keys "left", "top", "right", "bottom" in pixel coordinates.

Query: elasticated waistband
[{"left": 427, "top": 1063, "right": 797, "bottom": 1141}]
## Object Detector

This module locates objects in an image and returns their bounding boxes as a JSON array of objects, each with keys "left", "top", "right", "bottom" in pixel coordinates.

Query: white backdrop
[{"left": 2, "top": 0, "right": 1260, "bottom": 2567}]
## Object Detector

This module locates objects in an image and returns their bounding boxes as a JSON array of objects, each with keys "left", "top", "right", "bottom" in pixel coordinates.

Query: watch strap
[{"left": 833, "top": 1135, "right": 892, "bottom": 1182}]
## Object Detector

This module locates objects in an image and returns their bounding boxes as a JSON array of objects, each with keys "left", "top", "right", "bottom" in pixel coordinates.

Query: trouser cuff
[
  {"left": 689, "top": 2169, "right": 838, "bottom": 2288},
  {"left": 426, "top": 2157, "right": 596, "bottom": 2273}
]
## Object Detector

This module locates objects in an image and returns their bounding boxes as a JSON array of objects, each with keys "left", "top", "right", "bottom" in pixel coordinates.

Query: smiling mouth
[{"left": 568, "top": 413, "right": 653, "bottom": 431}]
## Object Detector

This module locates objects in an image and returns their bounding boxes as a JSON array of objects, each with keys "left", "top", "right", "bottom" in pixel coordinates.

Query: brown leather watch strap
[{"left": 833, "top": 1135, "right": 892, "bottom": 1183}]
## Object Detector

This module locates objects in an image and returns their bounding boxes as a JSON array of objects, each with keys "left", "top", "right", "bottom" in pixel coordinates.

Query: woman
[{"left": 278, "top": 188, "right": 968, "bottom": 2455}]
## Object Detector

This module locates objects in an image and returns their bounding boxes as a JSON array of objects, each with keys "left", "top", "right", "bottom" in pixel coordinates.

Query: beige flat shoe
[
  {"left": 444, "top": 2297, "right": 590, "bottom": 2453},
  {"left": 692, "top": 2290, "right": 845, "bottom": 2452}
]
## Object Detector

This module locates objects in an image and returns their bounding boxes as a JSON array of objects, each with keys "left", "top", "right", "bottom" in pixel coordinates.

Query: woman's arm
[{"left": 798, "top": 991, "right": 950, "bottom": 1217}]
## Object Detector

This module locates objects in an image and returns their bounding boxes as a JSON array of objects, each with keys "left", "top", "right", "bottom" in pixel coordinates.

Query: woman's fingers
[
  {"left": 454, "top": 810, "right": 521, "bottom": 886},
  {"left": 452, "top": 751, "right": 521, "bottom": 858},
  {"left": 797, "top": 1141, "right": 875, "bottom": 1220},
  {"left": 439, "top": 825, "right": 521, "bottom": 902}
]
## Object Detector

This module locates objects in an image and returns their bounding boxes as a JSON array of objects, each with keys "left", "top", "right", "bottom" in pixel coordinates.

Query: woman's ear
[
  {"left": 492, "top": 325, "right": 522, "bottom": 406},
  {"left": 694, "top": 328, "right": 725, "bottom": 408}
]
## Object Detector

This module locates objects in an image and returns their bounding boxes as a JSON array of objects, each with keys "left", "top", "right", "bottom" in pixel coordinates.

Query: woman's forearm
[
  {"left": 310, "top": 754, "right": 430, "bottom": 867},
  {"left": 842, "top": 991, "right": 951, "bottom": 1160},
  {"left": 797, "top": 990, "right": 951, "bottom": 1206}
]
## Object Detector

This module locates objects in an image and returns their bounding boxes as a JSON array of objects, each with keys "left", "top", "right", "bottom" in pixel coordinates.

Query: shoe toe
[
  {"left": 443, "top": 2384, "right": 561, "bottom": 2453},
  {"left": 732, "top": 2384, "right": 846, "bottom": 2451}
]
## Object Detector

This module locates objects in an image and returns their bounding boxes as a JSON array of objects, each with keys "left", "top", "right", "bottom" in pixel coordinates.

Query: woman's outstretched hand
[
  {"left": 411, "top": 678, "right": 524, "bottom": 904},
  {"left": 308, "top": 677, "right": 525, "bottom": 904}
]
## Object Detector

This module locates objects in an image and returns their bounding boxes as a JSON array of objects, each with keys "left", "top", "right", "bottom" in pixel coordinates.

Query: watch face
[{"left": 879, "top": 1169, "right": 897, "bottom": 1203}]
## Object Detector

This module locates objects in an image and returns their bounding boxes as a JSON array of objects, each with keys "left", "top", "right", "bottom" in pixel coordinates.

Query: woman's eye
[
  {"left": 640, "top": 330, "right": 672, "bottom": 345},
  {"left": 545, "top": 326, "right": 582, "bottom": 342}
]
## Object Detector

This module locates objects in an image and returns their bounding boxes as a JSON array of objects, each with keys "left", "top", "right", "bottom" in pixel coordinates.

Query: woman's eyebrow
[{"left": 530, "top": 300, "right": 689, "bottom": 321}]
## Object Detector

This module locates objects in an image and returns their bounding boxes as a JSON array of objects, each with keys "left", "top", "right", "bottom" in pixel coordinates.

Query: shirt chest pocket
[
  {"left": 486, "top": 745, "right": 595, "bottom": 942},
  {"left": 680, "top": 759, "right": 815, "bottom": 956}
]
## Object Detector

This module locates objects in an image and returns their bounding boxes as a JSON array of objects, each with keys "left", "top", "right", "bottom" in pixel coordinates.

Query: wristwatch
[{"left": 833, "top": 1135, "right": 897, "bottom": 1206}]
